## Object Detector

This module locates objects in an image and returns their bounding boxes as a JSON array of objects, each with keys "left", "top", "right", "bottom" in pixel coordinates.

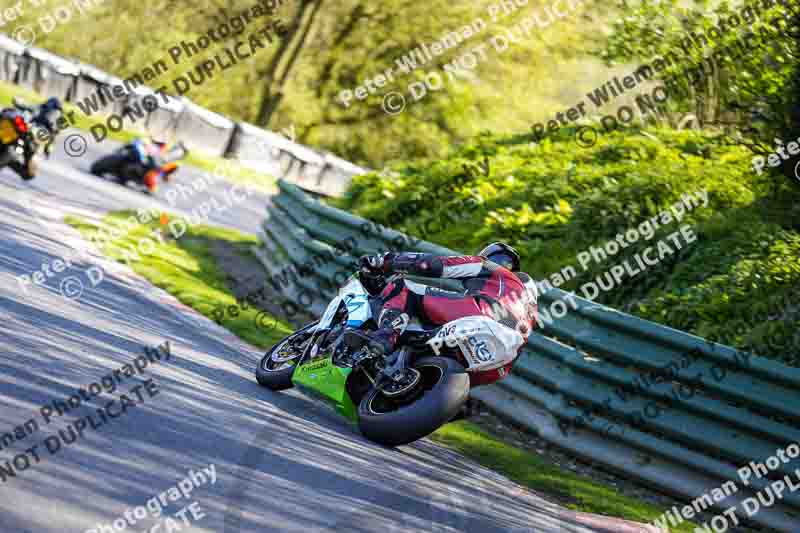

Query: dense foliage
[
  {"left": 10, "top": 0, "right": 612, "bottom": 167},
  {"left": 337, "top": 0, "right": 800, "bottom": 362},
  {"left": 338, "top": 126, "right": 800, "bottom": 364},
  {"left": 598, "top": 0, "right": 800, "bottom": 181}
]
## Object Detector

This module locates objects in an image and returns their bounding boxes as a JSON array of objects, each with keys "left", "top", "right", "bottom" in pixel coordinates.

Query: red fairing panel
[{"left": 470, "top": 360, "right": 516, "bottom": 387}]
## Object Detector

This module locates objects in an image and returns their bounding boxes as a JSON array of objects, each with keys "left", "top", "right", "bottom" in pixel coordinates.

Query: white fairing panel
[
  {"left": 316, "top": 295, "right": 343, "bottom": 331},
  {"left": 340, "top": 277, "right": 371, "bottom": 325},
  {"left": 427, "top": 315, "right": 524, "bottom": 372},
  {"left": 316, "top": 276, "right": 372, "bottom": 331}
]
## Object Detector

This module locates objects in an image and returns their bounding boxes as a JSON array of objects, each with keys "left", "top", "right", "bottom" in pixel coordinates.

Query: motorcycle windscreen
[
  {"left": 339, "top": 276, "right": 371, "bottom": 327},
  {"left": 131, "top": 139, "right": 147, "bottom": 160},
  {"left": 314, "top": 276, "right": 372, "bottom": 332}
]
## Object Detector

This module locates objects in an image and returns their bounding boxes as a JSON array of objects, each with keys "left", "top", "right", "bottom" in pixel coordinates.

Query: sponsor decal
[{"left": 300, "top": 359, "right": 329, "bottom": 372}]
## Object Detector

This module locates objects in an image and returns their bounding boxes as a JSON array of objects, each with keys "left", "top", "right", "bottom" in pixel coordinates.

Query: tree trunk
[
  {"left": 315, "top": 4, "right": 366, "bottom": 98},
  {"left": 255, "top": 1, "right": 311, "bottom": 126},
  {"left": 256, "top": 0, "right": 324, "bottom": 127}
]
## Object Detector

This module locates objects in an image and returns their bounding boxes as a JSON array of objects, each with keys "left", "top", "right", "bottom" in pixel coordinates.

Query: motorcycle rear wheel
[
  {"left": 357, "top": 357, "right": 470, "bottom": 447},
  {"left": 256, "top": 321, "right": 318, "bottom": 390}
]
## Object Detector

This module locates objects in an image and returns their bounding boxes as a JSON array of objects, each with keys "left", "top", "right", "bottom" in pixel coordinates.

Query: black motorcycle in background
[
  {"left": 0, "top": 107, "right": 37, "bottom": 181},
  {"left": 90, "top": 139, "right": 188, "bottom": 195}
]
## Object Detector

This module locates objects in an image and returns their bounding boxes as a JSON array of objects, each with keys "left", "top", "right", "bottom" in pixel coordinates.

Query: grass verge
[
  {"left": 430, "top": 421, "right": 697, "bottom": 532},
  {"left": 65, "top": 210, "right": 292, "bottom": 349},
  {"left": 0, "top": 81, "right": 276, "bottom": 193}
]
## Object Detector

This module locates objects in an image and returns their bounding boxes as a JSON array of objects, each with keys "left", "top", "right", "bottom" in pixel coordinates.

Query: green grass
[
  {"left": 65, "top": 210, "right": 293, "bottom": 349},
  {"left": 0, "top": 81, "right": 276, "bottom": 193},
  {"left": 431, "top": 421, "right": 697, "bottom": 533}
]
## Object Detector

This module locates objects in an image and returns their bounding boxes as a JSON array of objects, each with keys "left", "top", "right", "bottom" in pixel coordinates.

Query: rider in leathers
[{"left": 359, "top": 242, "right": 538, "bottom": 383}]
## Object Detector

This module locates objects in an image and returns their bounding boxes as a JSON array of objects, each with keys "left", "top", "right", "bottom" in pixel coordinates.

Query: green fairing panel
[{"left": 293, "top": 357, "right": 358, "bottom": 421}]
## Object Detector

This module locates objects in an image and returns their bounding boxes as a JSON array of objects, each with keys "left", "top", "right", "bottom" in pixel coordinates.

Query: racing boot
[
  {"left": 367, "top": 309, "right": 423, "bottom": 397},
  {"left": 366, "top": 308, "right": 410, "bottom": 356}
]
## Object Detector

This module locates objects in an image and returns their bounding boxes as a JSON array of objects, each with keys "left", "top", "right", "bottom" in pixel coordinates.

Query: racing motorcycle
[
  {"left": 90, "top": 139, "right": 187, "bottom": 195},
  {"left": 256, "top": 271, "right": 524, "bottom": 446},
  {"left": 0, "top": 107, "right": 36, "bottom": 181}
]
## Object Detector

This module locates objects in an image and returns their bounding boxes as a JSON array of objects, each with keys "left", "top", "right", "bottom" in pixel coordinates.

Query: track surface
[
  {"left": 29, "top": 131, "right": 274, "bottom": 234},
  {"left": 0, "top": 138, "right": 647, "bottom": 533}
]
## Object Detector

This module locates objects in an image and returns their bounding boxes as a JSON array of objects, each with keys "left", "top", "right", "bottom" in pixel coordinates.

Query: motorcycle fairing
[
  {"left": 315, "top": 275, "right": 372, "bottom": 332},
  {"left": 427, "top": 315, "right": 523, "bottom": 372},
  {"left": 296, "top": 276, "right": 370, "bottom": 421},
  {"left": 292, "top": 357, "right": 357, "bottom": 421}
]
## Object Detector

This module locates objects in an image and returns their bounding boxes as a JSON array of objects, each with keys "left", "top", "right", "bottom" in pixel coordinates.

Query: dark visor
[{"left": 489, "top": 253, "right": 514, "bottom": 269}]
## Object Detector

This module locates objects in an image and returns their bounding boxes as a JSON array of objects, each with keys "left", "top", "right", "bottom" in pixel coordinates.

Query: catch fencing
[
  {"left": 255, "top": 179, "right": 800, "bottom": 533},
  {"left": 0, "top": 34, "right": 364, "bottom": 196}
]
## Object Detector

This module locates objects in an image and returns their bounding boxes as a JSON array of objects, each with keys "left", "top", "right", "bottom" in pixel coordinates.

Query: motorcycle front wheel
[
  {"left": 255, "top": 321, "right": 318, "bottom": 390},
  {"left": 357, "top": 357, "right": 470, "bottom": 447}
]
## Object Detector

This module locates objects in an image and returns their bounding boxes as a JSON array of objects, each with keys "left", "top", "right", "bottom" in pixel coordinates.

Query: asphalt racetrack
[{"left": 0, "top": 136, "right": 647, "bottom": 533}]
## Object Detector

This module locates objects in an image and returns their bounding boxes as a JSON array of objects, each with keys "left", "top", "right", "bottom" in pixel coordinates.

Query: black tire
[
  {"left": 90, "top": 154, "right": 125, "bottom": 177},
  {"left": 0, "top": 147, "right": 10, "bottom": 169},
  {"left": 357, "top": 357, "right": 470, "bottom": 447},
  {"left": 9, "top": 159, "right": 35, "bottom": 181},
  {"left": 256, "top": 321, "right": 318, "bottom": 390}
]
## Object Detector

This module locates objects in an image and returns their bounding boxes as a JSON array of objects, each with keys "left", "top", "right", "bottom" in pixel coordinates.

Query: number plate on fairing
[{"left": 427, "top": 315, "right": 524, "bottom": 371}]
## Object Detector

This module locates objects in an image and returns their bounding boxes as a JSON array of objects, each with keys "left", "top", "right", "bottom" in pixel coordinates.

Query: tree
[
  {"left": 256, "top": 0, "right": 325, "bottom": 127},
  {"left": 598, "top": 0, "right": 798, "bottom": 162}
]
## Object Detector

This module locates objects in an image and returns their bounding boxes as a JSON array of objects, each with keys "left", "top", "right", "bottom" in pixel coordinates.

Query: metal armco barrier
[
  {"left": 0, "top": 35, "right": 24, "bottom": 82},
  {"left": 255, "top": 180, "right": 800, "bottom": 533},
  {"left": 173, "top": 99, "right": 235, "bottom": 156},
  {"left": 24, "top": 48, "right": 78, "bottom": 100},
  {"left": 0, "top": 34, "right": 366, "bottom": 196},
  {"left": 143, "top": 86, "right": 185, "bottom": 139}
]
